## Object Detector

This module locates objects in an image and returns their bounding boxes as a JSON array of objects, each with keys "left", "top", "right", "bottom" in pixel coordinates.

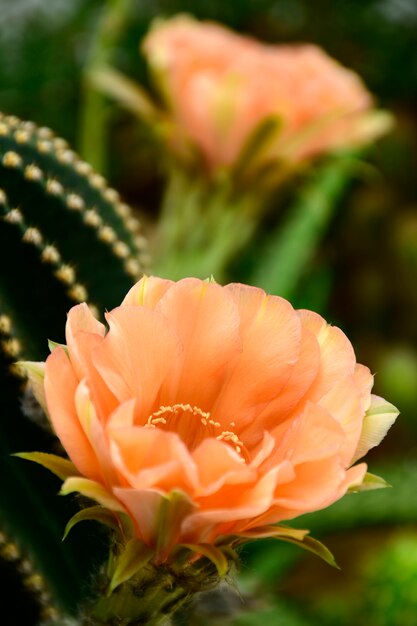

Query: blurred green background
[{"left": 1, "top": 1, "right": 417, "bottom": 624}]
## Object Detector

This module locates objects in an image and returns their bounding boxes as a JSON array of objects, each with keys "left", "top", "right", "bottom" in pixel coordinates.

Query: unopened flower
[
  {"left": 19, "top": 277, "right": 397, "bottom": 564},
  {"left": 143, "top": 15, "right": 391, "bottom": 170}
]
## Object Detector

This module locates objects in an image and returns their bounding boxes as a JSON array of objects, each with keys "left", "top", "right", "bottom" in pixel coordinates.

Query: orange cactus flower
[
  {"left": 143, "top": 16, "right": 391, "bottom": 170},
  {"left": 23, "top": 277, "right": 397, "bottom": 557}
]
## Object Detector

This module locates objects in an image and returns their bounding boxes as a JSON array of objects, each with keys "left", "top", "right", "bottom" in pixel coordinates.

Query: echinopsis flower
[
  {"left": 143, "top": 15, "right": 391, "bottom": 170},
  {"left": 20, "top": 277, "right": 397, "bottom": 565}
]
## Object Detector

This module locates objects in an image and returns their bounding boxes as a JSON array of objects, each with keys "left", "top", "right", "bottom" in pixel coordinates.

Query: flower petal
[
  {"left": 93, "top": 306, "right": 182, "bottom": 422},
  {"left": 298, "top": 310, "right": 356, "bottom": 401},
  {"left": 155, "top": 278, "right": 241, "bottom": 408},
  {"left": 109, "top": 426, "right": 197, "bottom": 491},
  {"left": 122, "top": 275, "right": 174, "bottom": 308},
  {"left": 352, "top": 395, "right": 399, "bottom": 463},
  {"left": 192, "top": 438, "right": 256, "bottom": 496},
  {"left": 211, "top": 284, "right": 301, "bottom": 433},
  {"left": 44, "top": 347, "right": 100, "bottom": 480}
]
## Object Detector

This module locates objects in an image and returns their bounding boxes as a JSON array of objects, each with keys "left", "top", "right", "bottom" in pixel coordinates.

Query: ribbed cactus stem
[{"left": 0, "top": 112, "right": 151, "bottom": 614}]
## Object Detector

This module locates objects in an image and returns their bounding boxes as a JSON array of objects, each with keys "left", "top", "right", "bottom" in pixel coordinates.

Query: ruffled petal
[
  {"left": 241, "top": 325, "right": 320, "bottom": 444},
  {"left": 298, "top": 310, "right": 356, "bottom": 401},
  {"left": 122, "top": 275, "right": 174, "bottom": 308},
  {"left": 113, "top": 487, "right": 165, "bottom": 546},
  {"left": 155, "top": 278, "right": 241, "bottom": 408},
  {"left": 182, "top": 464, "right": 290, "bottom": 543},
  {"left": 211, "top": 284, "right": 301, "bottom": 433},
  {"left": 108, "top": 426, "right": 197, "bottom": 491},
  {"left": 93, "top": 306, "right": 182, "bottom": 422},
  {"left": 192, "top": 438, "right": 256, "bottom": 496},
  {"left": 44, "top": 347, "right": 100, "bottom": 480},
  {"left": 66, "top": 304, "right": 116, "bottom": 419}
]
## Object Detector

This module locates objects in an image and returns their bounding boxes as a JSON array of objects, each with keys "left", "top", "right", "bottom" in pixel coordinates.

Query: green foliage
[
  {"left": 0, "top": 112, "right": 149, "bottom": 614},
  {"left": 251, "top": 153, "right": 359, "bottom": 298}
]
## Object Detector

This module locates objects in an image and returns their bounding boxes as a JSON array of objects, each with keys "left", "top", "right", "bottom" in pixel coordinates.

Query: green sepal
[
  {"left": 181, "top": 543, "right": 229, "bottom": 578},
  {"left": 14, "top": 452, "right": 78, "bottom": 480},
  {"left": 63, "top": 506, "right": 119, "bottom": 540},
  {"left": 275, "top": 533, "right": 339, "bottom": 569},
  {"left": 231, "top": 524, "right": 309, "bottom": 544},
  {"left": 233, "top": 114, "right": 283, "bottom": 180},
  {"left": 15, "top": 360, "right": 47, "bottom": 412},
  {"left": 348, "top": 472, "right": 391, "bottom": 493},
  {"left": 109, "top": 538, "right": 154, "bottom": 594},
  {"left": 48, "top": 340, "right": 69, "bottom": 355},
  {"left": 156, "top": 490, "right": 195, "bottom": 558}
]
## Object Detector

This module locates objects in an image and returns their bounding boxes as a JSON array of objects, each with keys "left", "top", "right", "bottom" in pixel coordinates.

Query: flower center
[{"left": 145, "top": 403, "right": 245, "bottom": 458}]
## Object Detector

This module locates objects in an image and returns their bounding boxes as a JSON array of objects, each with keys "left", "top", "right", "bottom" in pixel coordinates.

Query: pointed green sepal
[
  {"left": 109, "top": 538, "right": 154, "bottom": 594},
  {"left": 348, "top": 471, "right": 391, "bottom": 493},
  {"left": 48, "top": 340, "right": 69, "bottom": 355},
  {"left": 63, "top": 506, "right": 120, "bottom": 540},
  {"left": 16, "top": 361, "right": 47, "bottom": 412},
  {"left": 156, "top": 490, "right": 195, "bottom": 557},
  {"left": 233, "top": 114, "right": 283, "bottom": 179},
  {"left": 14, "top": 452, "right": 78, "bottom": 480},
  {"left": 232, "top": 524, "right": 309, "bottom": 543},
  {"left": 275, "top": 533, "right": 339, "bottom": 569},
  {"left": 182, "top": 543, "right": 229, "bottom": 578}
]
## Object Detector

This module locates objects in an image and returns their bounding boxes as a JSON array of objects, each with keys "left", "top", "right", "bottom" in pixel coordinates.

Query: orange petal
[
  {"left": 272, "top": 456, "right": 346, "bottom": 513},
  {"left": 211, "top": 284, "right": 301, "bottom": 432},
  {"left": 93, "top": 306, "right": 182, "bottom": 422},
  {"left": 319, "top": 375, "right": 366, "bottom": 464},
  {"left": 66, "top": 303, "right": 105, "bottom": 379},
  {"left": 182, "top": 465, "right": 287, "bottom": 542},
  {"left": 75, "top": 380, "right": 117, "bottom": 483},
  {"left": 113, "top": 487, "right": 165, "bottom": 546},
  {"left": 192, "top": 438, "right": 256, "bottom": 496},
  {"left": 109, "top": 426, "right": 197, "bottom": 491},
  {"left": 298, "top": 310, "right": 356, "bottom": 401},
  {"left": 122, "top": 275, "right": 174, "bottom": 308},
  {"left": 271, "top": 402, "right": 345, "bottom": 467},
  {"left": 66, "top": 303, "right": 117, "bottom": 419},
  {"left": 44, "top": 347, "right": 100, "bottom": 480},
  {"left": 241, "top": 325, "right": 320, "bottom": 444},
  {"left": 155, "top": 278, "right": 241, "bottom": 409}
]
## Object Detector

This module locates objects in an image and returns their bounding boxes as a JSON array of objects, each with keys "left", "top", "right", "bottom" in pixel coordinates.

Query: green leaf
[
  {"left": 14, "top": 452, "right": 78, "bottom": 480},
  {"left": 182, "top": 543, "right": 229, "bottom": 577},
  {"left": 251, "top": 153, "right": 359, "bottom": 298},
  {"left": 348, "top": 472, "right": 391, "bottom": 493},
  {"left": 275, "top": 533, "right": 339, "bottom": 569},
  {"left": 63, "top": 506, "right": 119, "bottom": 540},
  {"left": 109, "top": 539, "right": 154, "bottom": 594}
]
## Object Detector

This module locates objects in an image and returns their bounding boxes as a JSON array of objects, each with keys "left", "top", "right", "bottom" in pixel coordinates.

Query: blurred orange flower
[
  {"left": 25, "top": 277, "right": 397, "bottom": 556},
  {"left": 143, "top": 16, "right": 391, "bottom": 170}
]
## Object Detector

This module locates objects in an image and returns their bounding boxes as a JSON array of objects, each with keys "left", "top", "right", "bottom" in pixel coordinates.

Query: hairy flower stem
[
  {"left": 153, "top": 168, "right": 260, "bottom": 281},
  {"left": 82, "top": 557, "right": 224, "bottom": 626}
]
